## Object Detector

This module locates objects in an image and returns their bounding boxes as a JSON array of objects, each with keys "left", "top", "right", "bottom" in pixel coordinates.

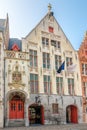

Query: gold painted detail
[
  {"left": 12, "top": 71, "right": 22, "bottom": 83},
  {"left": 8, "top": 83, "right": 25, "bottom": 89},
  {"left": 12, "top": 65, "right": 23, "bottom": 84}
]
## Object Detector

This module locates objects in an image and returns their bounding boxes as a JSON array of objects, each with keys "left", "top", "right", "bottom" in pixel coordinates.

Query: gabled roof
[
  {"left": 25, "top": 11, "right": 75, "bottom": 50},
  {"left": 12, "top": 43, "right": 20, "bottom": 51},
  {"left": 79, "top": 31, "right": 87, "bottom": 50}
]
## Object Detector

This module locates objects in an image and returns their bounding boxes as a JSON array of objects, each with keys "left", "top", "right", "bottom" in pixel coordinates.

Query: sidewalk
[{"left": 1, "top": 124, "right": 87, "bottom": 130}]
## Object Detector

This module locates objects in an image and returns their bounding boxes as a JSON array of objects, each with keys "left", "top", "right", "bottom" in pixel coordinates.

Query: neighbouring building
[
  {"left": 0, "top": 4, "right": 83, "bottom": 128},
  {"left": 78, "top": 32, "right": 87, "bottom": 123}
]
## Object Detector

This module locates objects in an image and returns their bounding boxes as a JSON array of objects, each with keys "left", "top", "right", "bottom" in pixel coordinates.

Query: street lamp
[{"left": 35, "top": 96, "right": 41, "bottom": 106}]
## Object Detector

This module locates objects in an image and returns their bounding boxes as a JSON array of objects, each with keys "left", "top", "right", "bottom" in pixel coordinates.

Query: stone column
[
  {"left": 5, "top": 99, "right": 9, "bottom": 127},
  {"left": 25, "top": 98, "right": 29, "bottom": 127}
]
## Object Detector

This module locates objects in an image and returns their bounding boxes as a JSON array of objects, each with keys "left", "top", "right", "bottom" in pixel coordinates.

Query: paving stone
[{"left": 1, "top": 124, "right": 87, "bottom": 130}]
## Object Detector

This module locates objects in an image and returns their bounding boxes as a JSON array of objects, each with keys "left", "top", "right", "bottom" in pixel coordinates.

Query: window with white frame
[
  {"left": 56, "top": 41, "right": 61, "bottom": 49},
  {"left": 82, "top": 63, "right": 87, "bottom": 75},
  {"left": 66, "top": 57, "right": 72, "bottom": 67},
  {"left": 68, "top": 78, "right": 74, "bottom": 95},
  {"left": 43, "top": 75, "right": 51, "bottom": 93},
  {"left": 55, "top": 55, "right": 61, "bottom": 70},
  {"left": 30, "top": 74, "right": 38, "bottom": 93},
  {"left": 29, "top": 50, "right": 37, "bottom": 67},
  {"left": 56, "top": 77, "right": 63, "bottom": 95},
  {"left": 83, "top": 82, "right": 87, "bottom": 96},
  {"left": 42, "top": 37, "right": 49, "bottom": 46},
  {"left": 51, "top": 40, "right": 61, "bottom": 49},
  {"left": 43, "top": 52, "right": 50, "bottom": 69}
]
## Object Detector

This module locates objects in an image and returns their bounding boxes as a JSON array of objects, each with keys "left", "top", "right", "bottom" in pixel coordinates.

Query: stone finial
[
  {"left": 48, "top": 3, "right": 52, "bottom": 13},
  {"left": 6, "top": 13, "right": 9, "bottom": 21}
]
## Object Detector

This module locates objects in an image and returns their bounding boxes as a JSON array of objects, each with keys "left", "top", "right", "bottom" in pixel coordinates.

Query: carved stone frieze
[
  {"left": 29, "top": 67, "right": 38, "bottom": 72},
  {"left": 65, "top": 51, "right": 72, "bottom": 56},
  {"left": 41, "top": 31, "right": 49, "bottom": 37},
  {"left": 28, "top": 41, "right": 38, "bottom": 49}
]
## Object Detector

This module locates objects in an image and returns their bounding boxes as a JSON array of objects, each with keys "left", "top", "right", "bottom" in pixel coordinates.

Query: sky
[{"left": 0, "top": 0, "right": 87, "bottom": 50}]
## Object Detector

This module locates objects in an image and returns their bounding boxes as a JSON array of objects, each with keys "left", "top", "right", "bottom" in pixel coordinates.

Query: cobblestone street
[{"left": 0, "top": 124, "right": 87, "bottom": 130}]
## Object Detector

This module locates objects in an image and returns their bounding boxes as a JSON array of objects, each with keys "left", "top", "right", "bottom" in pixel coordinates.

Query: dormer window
[
  {"left": 11, "top": 43, "right": 20, "bottom": 51},
  {"left": 49, "top": 26, "right": 54, "bottom": 33}
]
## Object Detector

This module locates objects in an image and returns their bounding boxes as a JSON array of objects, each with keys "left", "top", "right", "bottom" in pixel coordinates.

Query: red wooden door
[
  {"left": 9, "top": 101, "right": 16, "bottom": 119},
  {"left": 41, "top": 106, "right": 44, "bottom": 124},
  {"left": 17, "top": 101, "right": 24, "bottom": 119},
  {"left": 9, "top": 99, "right": 24, "bottom": 119},
  {"left": 71, "top": 106, "right": 78, "bottom": 123}
]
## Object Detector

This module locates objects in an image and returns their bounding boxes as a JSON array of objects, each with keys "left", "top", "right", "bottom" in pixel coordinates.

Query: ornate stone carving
[
  {"left": 12, "top": 66, "right": 22, "bottom": 84},
  {"left": 8, "top": 83, "right": 25, "bottom": 89},
  {"left": 8, "top": 65, "right": 11, "bottom": 74}
]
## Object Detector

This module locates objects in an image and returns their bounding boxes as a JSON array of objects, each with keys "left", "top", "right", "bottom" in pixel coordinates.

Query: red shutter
[{"left": 49, "top": 26, "right": 54, "bottom": 33}]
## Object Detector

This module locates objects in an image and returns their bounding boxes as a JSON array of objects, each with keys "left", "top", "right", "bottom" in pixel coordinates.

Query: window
[
  {"left": 43, "top": 75, "right": 51, "bottom": 93},
  {"left": 66, "top": 57, "right": 72, "bottom": 67},
  {"left": 85, "top": 51, "right": 87, "bottom": 55},
  {"left": 55, "top": 55, "right": 61, "bottom": 70},
  {"left": 57, "top": 41, "right": 61, "bottom": 49},
  {"left": 49, "top": 26, "right": 54, "bottom": 33},
  {"left": 30, "top": 74, "right": 38, "bottom": 93},
  {"left": 43, "top": 52, "right": 50, "bottom": 69},
  {"left": 56, "top": 77, "right": 63, "bottom": 95},
  {"left": 82, "top": 63, "right": 87, "bottom": 75},
  {"left": 68, "top": 78, "right": 74, "bottom": 95},
  {"left": 51, "top": 40, "right": 61, "bottom": 49},
  {"left": 29, "top": 50, "right": 37, "bottom": 67},
  {"left": 83, "top": 82, "right": 87, "bottom": 96},
  {"left": 42, "top": 37, "right": 49, "bottom": 46},
  {"left": 52, "top": 103, "right": 58, "bottom": 114}
]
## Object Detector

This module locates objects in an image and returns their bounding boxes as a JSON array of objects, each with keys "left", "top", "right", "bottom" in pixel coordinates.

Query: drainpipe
[{"left": 3, "top": 57, "right": 6, "bottom": 127}]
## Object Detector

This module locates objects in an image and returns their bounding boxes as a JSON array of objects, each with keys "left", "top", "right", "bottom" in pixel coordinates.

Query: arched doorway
[
  {"left": 9, "top": 95, "right": 24, "bottom": 119},
  {"left": 28, "top": 104, "right": 44, "bottom": 125},
  {"left": 66, "top": 105, "right": 78, "bottom": 123}
]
